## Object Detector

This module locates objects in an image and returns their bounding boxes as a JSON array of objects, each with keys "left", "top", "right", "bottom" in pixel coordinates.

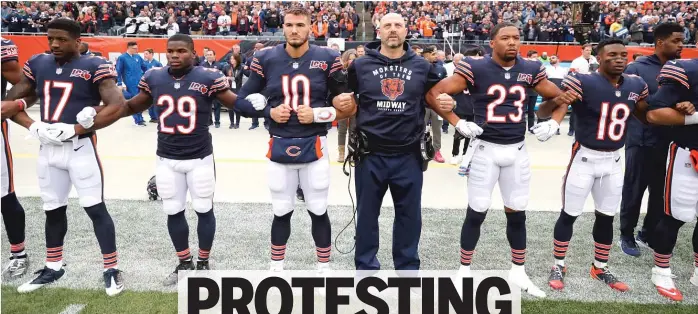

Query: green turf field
[{"left": 2, "top": 197, "right": 697, "bottom": 313}]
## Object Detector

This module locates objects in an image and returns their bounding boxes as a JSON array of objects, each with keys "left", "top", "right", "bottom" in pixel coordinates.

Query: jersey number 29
[
  {"left": 486, "top": 85, "right": 526, "bottom": 123},
  {"left": 157, "top": 95, "right": 197, "bottom": 134},
  {"left": 282, "top": 75, "right": 311, "bottom": 111},
  {"left": 597, "top": 102, "right": 630, "bottom": 141}
]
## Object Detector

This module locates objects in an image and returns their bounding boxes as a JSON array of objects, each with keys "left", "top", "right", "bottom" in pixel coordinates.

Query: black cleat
[
  {"left": 163, "top": 260, "right": 194, "bottom": 286},
  {"left": 17, "top": 266, "right": 65, "bottom": 293}
]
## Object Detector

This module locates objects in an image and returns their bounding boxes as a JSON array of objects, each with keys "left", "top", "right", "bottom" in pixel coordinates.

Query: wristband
[
  {"left": 685, "top": 113, "right": 698, "bottom": 125},
  {"left": 312, "top": 107, "right": 337, "bottom": 123},
  {"left": 17, "top": 99, "right": 26, "bottom": 111}
]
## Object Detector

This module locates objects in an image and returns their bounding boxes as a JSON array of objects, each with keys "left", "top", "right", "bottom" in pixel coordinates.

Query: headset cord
[{"left": 334, "top": 157, "right": 358, "bottom": 255}]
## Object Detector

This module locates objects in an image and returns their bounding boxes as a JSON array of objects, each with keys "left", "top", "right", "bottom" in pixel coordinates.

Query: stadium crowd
[{"left": 2, "top": 1, "right": 697, "bottom": 43}]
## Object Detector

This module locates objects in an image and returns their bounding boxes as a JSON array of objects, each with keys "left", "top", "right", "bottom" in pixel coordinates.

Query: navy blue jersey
[
  {"left": 24, "top": 53, "right": 117, "bottom": 125},
  {"left": 453, "top": 88, "right": 474, "bottom": 119},
  {"left": 238, "top": 44, "right": 347, "bottom": 139},
  {"left": 562, "top": 72, "right": 648, "bottom": 151},
  {"left": 455, "top": 55, "right": 547, "bottom": 144},
  {"left": 1, "top": 38, "right": 18, "bottom": 99},
  {"left": 348, "top": 41, "right": 442, "bottom": 149},
  {"left": 651, "top": 59, "right": 698, "bottom": 149},
  {"left": 139, "top": 66, "right": 229, "bottom": 160}
]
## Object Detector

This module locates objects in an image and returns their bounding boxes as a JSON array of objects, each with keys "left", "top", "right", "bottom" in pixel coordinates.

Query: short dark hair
[
  {"left": 490, "top": 22, "right": 517, "bottom": 39},
  {"left": 465, "top": 47, "right": 484, "bottom": 57},
  {"left": 168, "top": 34, "right": 195, "bottom": 51},
  {"left": 596, "top": 38, "right": 625, "bottom": 54},
  {"left": 527, "top": 50, "right": 538, "bottom": 57},
  {"left": 203, "top": 47, "right": 211, "bottom": 51},
  {"left": 654, "top": 22, "right": 685, "bottom": 43},
  {"left": 423, "top": 45, "right": 437, "bottom": 54},
  {"left": 127, "top": 41, "right": 138, "bottom": 48},
  {"left": 46, "top": 18, "right": 81, "bottom": 39},
  {"left": 582, "top": 43, "right": 593, "bottom": 50},
  {"left": 145, "top": 48, "right": 154, "bottom": 54},
  {"left": 633, "top": 53, "right": 643, "bottom": 60},
  {"left": 284, "top": 7, "right": 311, "bottom": 21}
]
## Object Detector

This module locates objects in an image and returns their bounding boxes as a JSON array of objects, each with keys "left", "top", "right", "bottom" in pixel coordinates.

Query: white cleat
[
  {"left": 269, "top": 260, "right": 284, "bottom": 273},
  {"left": 690, "top": 271, "right": 698, "bottom": 287},
  {"left": 450, "top": 155, "right": 463, "bottom": 165},
  {"left": 316, "top": 263, "right": 332, "bottom": 296},
  {"left": 651, "top": 267, "right": 683, "bottom": 301},
  {"left": 508, "top": 267, "right": 546, "bottom": 298}
]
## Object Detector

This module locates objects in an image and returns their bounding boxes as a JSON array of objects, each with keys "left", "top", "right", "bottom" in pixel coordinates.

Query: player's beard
[{"left": 287, "top": 34, "right": 309, "bottom": 48}]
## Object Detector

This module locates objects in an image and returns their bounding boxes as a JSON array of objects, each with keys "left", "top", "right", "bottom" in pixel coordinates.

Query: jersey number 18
[{"left": 597, "top": 102, "right": 630, "bottom": 141}]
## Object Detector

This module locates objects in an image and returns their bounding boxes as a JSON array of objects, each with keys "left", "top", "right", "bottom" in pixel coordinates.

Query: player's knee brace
[
  {"left": 464, "top": 206, "right": 487, "bottom": 228},
  {"left": 191, "top": 165, "right": 215, "bottom": 213}
]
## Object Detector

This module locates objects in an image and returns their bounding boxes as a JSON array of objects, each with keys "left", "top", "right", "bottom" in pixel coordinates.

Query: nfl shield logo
[
  {"left": 615, "top": 91, "right": 621, "bottom": 97},
  {"left": 56, "top": 68, "right": 63, "bottom": 75},
  {"left": 292, "top": 62, "right": 299, "bottom": 69},
  {"left": 174, "top": 82, "right": 180, "bottom": 89},
  {"left": 504, "top": 73, "right": 511, "bottom": 80}
]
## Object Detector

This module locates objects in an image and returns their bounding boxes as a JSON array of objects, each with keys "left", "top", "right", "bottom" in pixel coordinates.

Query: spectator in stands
[
  {"left": 236, "top": 9, "right": 250, "bottom": 36},
  {"left": 225, "top": 53, "right": 244, "bottom": 129},
  {"left": 177, "top": 10, "right": 190, "bottom": 35},
  {"left": 165, "top": 17, "right": 179, "bottom": 37},
  {"left": 523, "top": 19, "right": 539, "bottom": 41},
  {"left": 266, "top": 6, "right": 280, "bottom": 33},
  {"left": 313, "top": 13, "right": 328, "bottom": 40},
  {"left": 217, "top": 10, "right": 231, "bottom": 35},
  {"left": 116, "top": 41, "right": 148, "bottom": 126},
  {"left": 203, "top": 12, "right": 217, "bottom": 36},
  {"left": 339, "top": 12, "right": 354, "bottom": 39},
  {"left": 328, "top": 14, "right": 340, "bottom": 38},
  {"left": 189, "top": 9, "right": 203, "bottom": 35}
]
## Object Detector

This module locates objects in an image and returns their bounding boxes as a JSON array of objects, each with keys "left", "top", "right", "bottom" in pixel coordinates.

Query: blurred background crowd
[{"left": 2, "top": 1, "right": 697, "bottom": 44}]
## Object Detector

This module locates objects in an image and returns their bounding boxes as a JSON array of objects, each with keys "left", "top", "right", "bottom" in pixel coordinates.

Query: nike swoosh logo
[
  {"left": 518, "top": 144, "right": 524, "bottom": 150},
  {"left": 615, "top": 157, "right": 620, "bottom": 162},
  {"left": 657, "top": 286, "right": 679, "bottom": 297},
  {"left": 74, "top": 145, "right": 84, "bottom": 151}
]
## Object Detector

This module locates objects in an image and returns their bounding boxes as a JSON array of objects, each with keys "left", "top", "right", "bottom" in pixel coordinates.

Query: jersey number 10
[
  {"left": 597, "top": 102, "right": 630, "bottom": 141},
  {"left": 281, "top": 75, "right": 311, "bottom": 111}
]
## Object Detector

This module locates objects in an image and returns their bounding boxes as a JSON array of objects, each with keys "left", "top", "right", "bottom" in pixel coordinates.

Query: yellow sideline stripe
[{"left": 11, "top": 153, "right": 568, "bottom": 170}]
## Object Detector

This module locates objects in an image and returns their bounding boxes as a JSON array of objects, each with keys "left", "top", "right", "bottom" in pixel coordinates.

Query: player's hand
[
  {"left": 436, "top": 93, "right": 455, "bottom": 112},
  {"left": 29, "top": 122, "right": 63, "bottom": 146},
  {"left": 530, "top": 119, "right": 560, "bottom": 142},
  {"left": 76, "top": 107, "right": 97, "bottom": 129},
  {"left": 332, "top": 92, "right": 354, "bottom": 112},
  {"left": 1, "top": 100, "right": 25, "bottom": 120},
  {"left": 455, "top": 120, "right": 483, "bottom": 138},
  {"left": 554, "top": 90, "right": 578, "bottom": 106},
  {"left": 296, "top": 105, "right": 314, "bottom": 124},
  {"left": 270, "top": 104, "right": 292, "bottom": 124},
  {"left": 245, "top": 93, "right": 267, "bottom": 111},
  {"left": 45, "top": 123, "right": 77, "bottom": 143},
  {"left": 675, "top": 101, "right": 696, "bottom": 115}
]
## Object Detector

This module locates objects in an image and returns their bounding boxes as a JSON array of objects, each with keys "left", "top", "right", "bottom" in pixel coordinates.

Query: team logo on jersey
[
  {"left": 517, "top": 73, "right": 532, "bottom": 85},
  {"left": 188, "top": 82, "right": 208, "bottom": 95},
  {"left": 286, "top": 146, "right": 302, "bottom": 157},
  {"left": 69, "top": 69, "right": 92, "bottom": 80},
  {"left": 381, "top": 78, "right": 405, "bottom": 101},
  {"left": 292, "top": 62, "right": 299, "bottom": 69},
  {"left": 504, "top": 73, "right": 511, "bottom": 80},
  {"left": 309, "top": 60, "right": 328, "bottom": 71},
  {"left": 615, "top": 91, "right": 621, "bottom": 97},
  {"left": 56, "top": 68, "right": 63, "bottom": 75},
  {"left": 628, "top": 92, "right": 639, "bottom": 101},
  {"left": 174, "top": 82, "right": 181, "bottom": 89}
]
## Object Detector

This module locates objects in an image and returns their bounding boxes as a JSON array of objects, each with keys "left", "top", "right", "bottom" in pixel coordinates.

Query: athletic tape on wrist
[
  {"left": 313, "top": 107, "right": 337, "bottom": 123},
  {"left": 17, "top": 99, "right": 26, "bottom": 111},
  {"left": 685, "top": 113, "right": 698, "bottom": 125}
]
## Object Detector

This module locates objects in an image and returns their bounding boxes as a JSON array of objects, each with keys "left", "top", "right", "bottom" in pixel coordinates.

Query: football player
[
  {"left": 546, "top": 39, "right": 653, "bottom": 293},
  {"left": 1, "top": 19, "right": 126, "bottom": 296},
  {"left": 1, "top": 37, "right": 31, "bottom": 278},
  {"left": 236, "top": 7, "right": 355, "bottom": 273},
  {"left": 78, "top": 34, "right": 262, "bottom": 286},
  {"left": 426, "top": 22, "right": 576, "bottom": 298},
  {"left": 645, "top": 57, "right": 698, "bottom": 301}
]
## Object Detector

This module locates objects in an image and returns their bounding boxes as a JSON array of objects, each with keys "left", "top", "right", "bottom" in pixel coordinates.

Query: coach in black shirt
[{"left": 347, "top": 13, "right": 453, "bottom": 271}]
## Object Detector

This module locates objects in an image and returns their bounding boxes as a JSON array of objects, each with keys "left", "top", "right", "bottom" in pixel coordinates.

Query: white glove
[
  {"left": 455, "top": 120, "right": 484, "bottom": 138},
  {"left": 29, "top": 122, "right": 63, "bottom": 146},
  {"left": 44, "top": 123, "right": 77, "bottom": 143},
  {"left": 76, "top": 107, "right": 97, "bottom": 129},
  {"left": 530, "top": 119, "right": 560, "bottom": 142},
  {"left": 245, "top": 93, "right": 267, "bottom": 111}
]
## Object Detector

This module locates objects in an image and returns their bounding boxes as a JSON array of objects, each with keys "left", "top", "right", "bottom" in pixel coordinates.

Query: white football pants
[
  {"left": 1, "top": 120, "right": 14, "bottom": 198},
  {"left": 155, "top": 154, "right": 216, "bottom": 215},
  {"left": 664, "top": 143, "right": 698, "bottom": 223}
]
